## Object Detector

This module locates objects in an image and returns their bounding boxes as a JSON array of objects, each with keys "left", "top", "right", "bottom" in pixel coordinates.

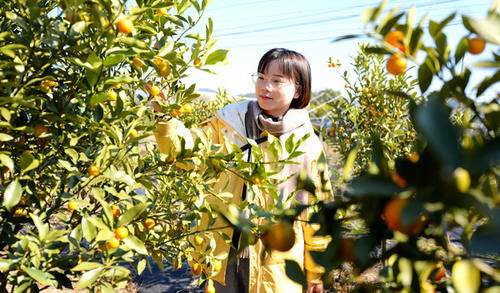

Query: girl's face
[{"left": 255, "top": 60, "right": 300, "bottom": 117}]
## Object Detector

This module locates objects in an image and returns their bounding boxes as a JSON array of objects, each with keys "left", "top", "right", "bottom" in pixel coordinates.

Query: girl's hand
[{"left": 307, "top": 283, "right": 323, "bottom": 293}]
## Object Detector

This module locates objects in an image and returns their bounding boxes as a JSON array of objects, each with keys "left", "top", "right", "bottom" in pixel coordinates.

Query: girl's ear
[{"left": 293, "top": 86, "right": 301, "bottom": 99}]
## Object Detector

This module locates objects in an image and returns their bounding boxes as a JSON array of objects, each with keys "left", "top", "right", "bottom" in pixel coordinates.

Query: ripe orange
[
  {"left": 344, "top": 84, "right": 349, "bottom": 88},
  {"left": 117, "top": 18, "right": 133, "bottom": 34},
  {"left": 172, "top": 109, "right": 182, "bottom": 117},
  {"left": 386, "top": 54, "right": 407, "bottom": 75},
  {"left": 191, "top": 262, "right": 202, "bottom": 275},
  {"left": 429, "top": 263, "right": 446, "bottom": 282},
  {"left": 150, "top": 86, "right": 161, "bottom": 96},
  {"left": 194, "top": 58, "right": 202, "bottom": 68},
  {"left": 68, "top": 200, "right": 78, "bottom": 211},
  {"left": 34, "top": 124, "right": 47, "bottom": 138},
  {"left": 133, "top": 56, "right": 145, "bottom": 67},
  {"left": 88, "top": 165, "right": 100, "bottom": 176},
  {"left": 144, "top": 218, "right": 156, "bottom": 230},
  {"left": 205, "top": 284, "right": 215, "bottom": 293},
  {"left": 261, "top": 222, "right": 295, "bottom": 252},
  {"left": 115, "top": 227, "right": 129, "bottom": 240},
  {"left": 108, "top": 90, "right": 117, "bottom": 101},
  {"left": 468, "top": 37, "right": 485, "bottom": 55},
  {"left": 106, "top": 237, "right": 120, "bottom": 249},
  {"left": 129, "top": 129, "right": 138, "bottom": 138},
  {"left": 385, "top": 30, "right": 405, "bottom": 51},
  {"left": 194, "top": 235, "right": 204, "bottom": 246},
  {"left": 111, "top": 205, "right": 120, "bottom": 217},
  {"left": 383, "top": 197, "right": 424, "bottom": 235},
  {"left": 362, "top": 88, "right": 369, "bottom": 94}
]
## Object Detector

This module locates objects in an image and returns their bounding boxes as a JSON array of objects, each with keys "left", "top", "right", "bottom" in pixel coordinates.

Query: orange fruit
[
  {"left": 429, "top": 263, "right": 446, "bottom": 282},
  {"left": 129, "top": 129, "right": 138, "bottom": 138},
  {"left": 194, "top": 58, "right": 202, "bottom": 68},
  {"left": 115, "top": 227, "right": 129, "bottom": 240},
  {"left": 172, "top": 109, "right": 182, "bottom": 117},
  {"left": 159, "top": 63, "right": 171, "bottom": 77},
  {"left": 144, "top": 218, "right": 155, "bottom": 230},
  {"left": 34, "top": 124, "right": 47, "bottom": 138},
  {"left": 468, "top": 37, "right": 485, "bottom": 55},
  {"left": 111, "top": 205, "right": 120, "bottom": 217},
  {"left": 261, "top": 222, "right": 295, "bottom": 252},
  {"left": 205, "top": 284, "right": 215, "bottom": 293},
  {"left": 133, "top": 56, "right": 145, "bottom": 67},
  {"left": 88, "top": 165, "right": 100, "bottom": 176},
  {"left": 68, "top": 200, "right": 78, "bottom": 211},
  {"left": 117, "top": 18, "right": 133, "bottom": 34},
  {"left": 383, "top": 109, "right": 388, "bottom": 115},
  {"left": 344, "top": 84, "right": 349, "bottom": 88},
  {"left": 385, "top": 30, "right": 405, "bottom": 51},
  {"left": 108, "top": 90, "right": 117, "bottom": 101},
  {"left": 13, "top": 207, "right": 25, "bottom": 217},
  {"left": 362, "top": 88, "right": 369, "bottom": 94},
  {"left": 194, "top": 235, "right": 204, "bottom": 246},
  {"left": 391, "top": 172, "right": 407, "bottom": 187},
  {"left": 383, "top": 197, "right": 424, "bottom": 235},
  {"left": 150, "top": 86, "right": 161, "bottom": 96},
  {"left": 386, "top": 54, "right": 407, "bottom": 75},
  {"left": 106, "top": 237, "right": 120, "bottom": 249},
  {"left": 191, "top": 262, "right": 202, "bottom": 275}
]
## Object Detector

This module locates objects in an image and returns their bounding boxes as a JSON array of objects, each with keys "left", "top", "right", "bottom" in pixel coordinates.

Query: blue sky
[{"left": 183, "top": 0, "right": 497, "bottom": 98}]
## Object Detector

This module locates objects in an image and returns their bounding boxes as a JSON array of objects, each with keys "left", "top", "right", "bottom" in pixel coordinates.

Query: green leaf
[
  {"left": 24, "top": 267, "right": 56, "bottom": 286},
  {"left": 76, "top": 267, "right": 104, "bottom": 290},
  {"left": 103, "top": 54, "right": 125, "bottom": 66},
  {"left": 331, "top": 34, "right": 361, "bottom": 42},
  {"left": 0, "top": 133, "right": 13, "bottom": 141},
  {"left": 413, "top": 94, "right": 461, "bottom": 169},
  {"left": 343, "top": 147, "right": 358, "bottom": 181},
  {"left": 3, "top": 179, "right": 23, "bottom": 211},
  {"left": 476, "top": 71, "right": 500, "bottom": 97},
  {"left": 89, "top": 92, "right": 108, "bottom": 106},
  {"left": 455, "top": 36, "right": 469, "bottom": 64},
  {"left": 418, "top": 61, "right": 433, "bottom": 93},
  {"left": 472, "top": 61, "right": 500, "bottom": 68},
  {"left": 363, "top": 46, "right": 392, "bottom": 55},
  {"left": 123, "top": 235, "right": 148, "bottom": 254},
  {"left": 72, "top": 262, "right": 103, "bottom": 272},
  {"left": 117, "top": 202, "right": 149, "bottom": 227},
  {"left": 19, "top": 151, "right": 39, "bottom": 173},
  {"left": 377, "top": 10, "right": 405, "bottom": 36},
  {"left": 0, "top": 107, "right": 10, "bottom": 121},
  {"left": 349, "top": 175, "right": 404, "bottom": 197},
  {"left": 82, "top": 215, "right": 97, "bottom": 242},
  {"left": 65, "top": 148, "right": 79, "bottom": 164},
  {"left": 285, "top": 260, "right": 307, "bottom": 289},
  {"left": 429, "top": 13, "right": 456, "bottom": 39},
  {"left": 0, "top": 153, "right": 14, "bottom": 172},
  {"left": 0, "top": 259, "right": 12, "bottom": 272},
  {"left": 462, "top": 15, "right": 500, "bottom": 45},
  {"left": 204, "top": 49, "right": 228, "bottom": 65}
]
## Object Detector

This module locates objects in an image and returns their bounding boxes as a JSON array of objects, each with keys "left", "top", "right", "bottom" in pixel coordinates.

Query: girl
[{"left": 155, "top": 48, "right": 331, "bottom": 293}]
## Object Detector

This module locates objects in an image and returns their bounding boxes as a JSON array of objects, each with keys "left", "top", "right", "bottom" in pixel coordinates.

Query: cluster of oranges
[{"left": 172, "top": 103, "right": 194, "bottom": 117}]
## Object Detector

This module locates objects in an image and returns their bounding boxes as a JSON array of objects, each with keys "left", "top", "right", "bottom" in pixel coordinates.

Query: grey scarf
[{"left": 244, "top": 100, "right": 308, "bottom": 139}]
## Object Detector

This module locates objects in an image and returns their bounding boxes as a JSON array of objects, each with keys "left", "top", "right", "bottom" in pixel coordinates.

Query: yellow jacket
[{"left": 155, "top": 100, "right": 331, "bottom": 292}]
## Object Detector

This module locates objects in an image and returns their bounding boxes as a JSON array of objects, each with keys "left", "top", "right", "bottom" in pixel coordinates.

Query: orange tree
[
  {"left": 0, "top": 0, "right": 239, "bottom": 291},
  {"left": 223, "top": 1, "right": 499, "bottom": 292}
]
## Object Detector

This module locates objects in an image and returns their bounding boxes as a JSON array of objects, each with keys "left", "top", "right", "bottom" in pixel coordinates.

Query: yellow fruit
[
  {"left": 383, "top": 197, "right": 425, "bottom": 235},
  {"left": 129, "top": 129, "right": 138, "bottom": 138},
  {"left": 452, "top": 260, "right": 480, "bottom": 293},
  {"left": 150, "top": 86, "right": 161, "bottom": 96},
  {"left": 212, "top": 259, "right": 222, "bottom": 272},
  {"left": 13, "top": 208, "right": 25, "bottom": 217},
  {"left": 88, "top": 165, "right": 100, "bottom": 176},
  {"left": 157, "top": 7, "right": 168, "bottom": 15},
  {"left": 468, "top": 37, "right": 486, "bottom": 55},
  {"left": 115, "top": 227, "right": 129, "bottom": 240},
  {"left": 159, "top": 63, "right": 171, "bottom": 77},
  {"left": 106, "top": 237, "right": 120, "bottom": 249},
  {"left": 117, "top": 18, "right": 133, "bottom": 34},
  {"left": 68, "top": 200, "right": 78, "bottom": 211},
  {"left": 144, "top": 218, "right": 155, "bottom": 230},
  {"left": 191, "top": 262, "right": 202, "bottom": 275},
  {"left": 194, "top": 235, "right": 204, "bottom": 246},
  {"left": 362, "top": 88, "right": 369, "bottom": 94},
  {"left": 112, "top": 205, "right": 120, "bottom": 217},
  {"left": 385, "top": 30, "right": 405, "bottom": 51},
  {"left": 261, "top": 222, "right": 295, "bottom": 252},
  {"left": 386, "top": 54, "right": 407, "bottom": 75},
  {"left": 453, "top": 167, "right": 471, "bottom": 193},
  {"left": 133, "top": 56, "right": 145, "bottom": 67},
  {"left": 108, "top": 90, "right": 117, "bottom": 101},
  {"left": 420, "top": 282, "right": 436, "bottom": 293},
  {"left": 205, "top": 283, "right": 215, "bottom": 293},
  {"left": 182, "top": 103, "right": 193, "bottom": 113}
]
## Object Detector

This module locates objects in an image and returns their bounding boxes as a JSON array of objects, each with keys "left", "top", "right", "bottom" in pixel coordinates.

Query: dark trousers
[{"left": 213, "top": 248, "right": 249, "bottom": 293}]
